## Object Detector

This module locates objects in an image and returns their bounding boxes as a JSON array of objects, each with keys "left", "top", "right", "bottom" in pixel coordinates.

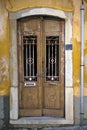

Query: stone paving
[
  {"left": 8, "top": 125, "right": 87, "bottom": 130},
  {"left": 42, "top": 126, "right": 87, "bottom": 130}
]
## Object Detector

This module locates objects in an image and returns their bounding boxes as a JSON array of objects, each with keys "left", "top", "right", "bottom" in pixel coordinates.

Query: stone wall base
[{"left": 0, "top": 96, "right": 9, "bottom": 130}]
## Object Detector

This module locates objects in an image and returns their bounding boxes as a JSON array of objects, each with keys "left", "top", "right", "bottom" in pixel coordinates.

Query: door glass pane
[
  {"left": 46, "top": 36, "right": 59, "bottom": 81},
  {"left": 23, "top": 35, "right": 37, "bottom": 81}
]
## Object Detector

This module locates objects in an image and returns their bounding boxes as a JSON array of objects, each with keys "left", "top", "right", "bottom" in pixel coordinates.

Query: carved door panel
[{"left": 18, "top": 16, "right": 65, "bottom": 117}]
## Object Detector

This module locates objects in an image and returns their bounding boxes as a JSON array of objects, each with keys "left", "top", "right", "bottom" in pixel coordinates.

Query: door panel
[
  {"left": 42, "top": 19, "right": 64, "bottom": 116},
  {"left": 18, "top": 18, "right": 42, "bottom": 116},
  {"left": 43, "top": 86, "right": 60, "bottom": 108},
  {"left": 18, "top": 16, "right": 65, "bottom": 117}
]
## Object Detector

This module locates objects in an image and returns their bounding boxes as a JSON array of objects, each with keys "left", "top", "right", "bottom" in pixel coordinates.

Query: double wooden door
[{"left": 18, "top": 16, "right": 65, "bottom": 117}]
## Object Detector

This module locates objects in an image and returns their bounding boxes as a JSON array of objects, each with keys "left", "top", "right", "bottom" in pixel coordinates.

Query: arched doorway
[
  {"left": 18, "top": 16, "right": 65, "bottom": 117},
  {"left": 10, "top": 8, "right": 73, "bottom": 125}
]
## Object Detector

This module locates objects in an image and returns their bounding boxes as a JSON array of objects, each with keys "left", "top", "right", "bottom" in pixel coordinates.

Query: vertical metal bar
[
  {"left": 26, "top": 40, "right": 28, "bottom": 78},
  {"left": 55, "top": 41, "right": 57, "bottom": 78},
  {"left": 29, "top": 41, "right": 32, "bottom": 80},
  {"left": 80, "top": 0, "right": 84, "bottom": 125},
  {"left": 32, "top": 39, "right": 35, "bottom": 79},
  {"left": 48, "top": 40, "right": 50, "bottom": 79},
  {"left": 51, "top": 42, "right": 54, "bottom": 80}
]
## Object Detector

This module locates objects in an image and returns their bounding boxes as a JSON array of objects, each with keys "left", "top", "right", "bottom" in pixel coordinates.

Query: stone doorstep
[
  {"left": 9, "top": 117, "right": 74, "bottom": 128},
  {"left": 9, "top": 117, "right": 87, "bottom": 130}
]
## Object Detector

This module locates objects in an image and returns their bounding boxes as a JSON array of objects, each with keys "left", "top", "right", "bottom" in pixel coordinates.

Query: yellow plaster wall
[
  {"left": 0, "top": 0, "right": 87, "bottom": 96},
  {"left": 0, "top": 0, "right": 10, "bottom": 95}
]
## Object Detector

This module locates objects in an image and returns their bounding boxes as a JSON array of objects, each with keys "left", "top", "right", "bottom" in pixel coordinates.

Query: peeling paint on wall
[
  {"left": 0, "top": 57, "right": 9, "bottom": 82},
  {"left": 0, "top": 0, "right": 8, "bottom": 42},
  {"left": 0, "top": 17, "right": 7, "bottom": 41}
]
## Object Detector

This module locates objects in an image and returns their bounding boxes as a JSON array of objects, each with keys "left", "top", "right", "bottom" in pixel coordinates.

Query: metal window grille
[
  {"left": 46, "top": 36, "right": 59, "bottom": 81},
  {"left": 23, "top": 35, "right": 37, "bottom": 81}
]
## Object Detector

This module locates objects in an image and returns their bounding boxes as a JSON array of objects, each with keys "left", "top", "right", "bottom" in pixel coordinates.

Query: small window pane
[
  {"left": 23, "top": 35, "right": 37, "bottom": 81},
  {"left": 46, "top": 36, "right": 59, "bottom": 81}
]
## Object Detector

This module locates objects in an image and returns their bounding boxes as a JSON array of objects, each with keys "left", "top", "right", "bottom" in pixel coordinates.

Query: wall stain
[
  {"left": 0, "top": 57, "right": 9, "bottom": 82},
  {"left": 85, "top": 6, "right": 87, "bottom": 21},
  {"left": 84, "top": 0, "right": 87, "bottom": 3},
  {"left": 73, "top": 39, "right": 80, "bottom": 88},
  {"left": 6, "top": 0, "right": 74, "bottom": 12}
]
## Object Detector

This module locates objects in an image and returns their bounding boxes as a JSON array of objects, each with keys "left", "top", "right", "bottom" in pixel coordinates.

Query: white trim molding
[{"left": 9, "top": 8, "right": 73, "bottom": 125}]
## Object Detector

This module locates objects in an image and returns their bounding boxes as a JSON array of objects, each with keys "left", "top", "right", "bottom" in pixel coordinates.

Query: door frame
[{"left": 9, "top": 8, "right": 73, "bottom": 125}]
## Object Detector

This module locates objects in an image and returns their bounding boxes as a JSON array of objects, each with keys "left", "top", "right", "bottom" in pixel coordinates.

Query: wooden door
[{"left": 18, "top": 16, "right": 65, "bottom": 117}]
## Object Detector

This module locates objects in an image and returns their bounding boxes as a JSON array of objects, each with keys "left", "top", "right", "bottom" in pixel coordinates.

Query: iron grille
[
  {"left": 23, "top": 35, "right": 37, "bottom": 81},
  {"left": 46, "top": 36, "right": 59, "bottom": 81}
]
